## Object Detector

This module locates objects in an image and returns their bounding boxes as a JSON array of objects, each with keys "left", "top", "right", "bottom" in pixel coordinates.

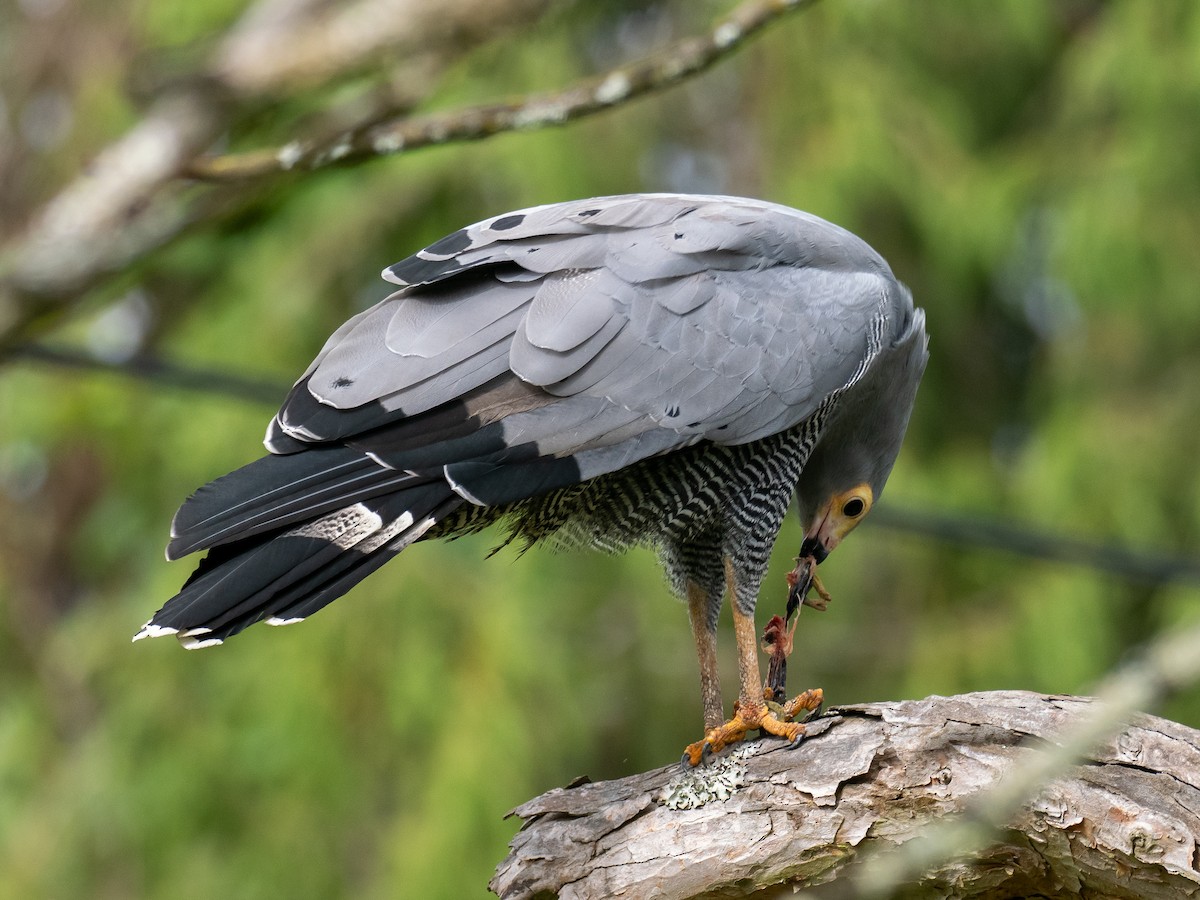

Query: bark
[{"left": 491, "top": 691, "right": 1200, "bottom": 899}]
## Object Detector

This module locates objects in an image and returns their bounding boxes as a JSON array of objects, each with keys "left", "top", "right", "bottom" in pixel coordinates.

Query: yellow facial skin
[{"left": 804, "top": 483, "right": 874, "bottom": 560}]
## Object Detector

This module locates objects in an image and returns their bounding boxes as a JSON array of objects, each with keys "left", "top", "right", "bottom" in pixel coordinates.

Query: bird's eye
[{"left": 842, "top": 497, "right": 866, "bottom": 518}]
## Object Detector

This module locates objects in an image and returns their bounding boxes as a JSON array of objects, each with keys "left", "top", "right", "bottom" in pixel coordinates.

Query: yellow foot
[{"left": 682, "top": 688, "right": 824, "bottom": 767}]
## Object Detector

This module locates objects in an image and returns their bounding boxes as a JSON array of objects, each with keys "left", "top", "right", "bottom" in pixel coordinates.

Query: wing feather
[
  {"left": 521, "top": 271, "right": 615, "bottom": 352},
  {"left": 266, "top": 193, "right": 904, "bottom": 498}
]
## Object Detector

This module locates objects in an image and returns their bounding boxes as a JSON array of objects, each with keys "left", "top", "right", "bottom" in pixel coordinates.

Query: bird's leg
[
  {"left": 807, "top": 569, "right": 833, "bottom": 612},
  {"left": 732, "top": 596, "right": 767, "bottom": 713},
  {"left": 682, "top": 560, "right": 823, "bottom": 766},
  {"left": 686, "top": 580, "right": 724, "bottom": 731}
]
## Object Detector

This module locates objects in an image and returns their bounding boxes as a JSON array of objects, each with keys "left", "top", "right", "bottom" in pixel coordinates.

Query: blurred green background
[{"left": 2, "top": 1, "right": 1200, "bottom": 896}]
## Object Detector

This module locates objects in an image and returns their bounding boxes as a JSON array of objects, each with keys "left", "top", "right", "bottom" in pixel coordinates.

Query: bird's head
[
  {"left": 795, "top": 419, "right": 893, "bottom": 563},
  {"left": 797, "top": 481, "right": 874, "bottom": 563},
  {"left": 795, "top": 307, "right": 928, "bottom": 563}
]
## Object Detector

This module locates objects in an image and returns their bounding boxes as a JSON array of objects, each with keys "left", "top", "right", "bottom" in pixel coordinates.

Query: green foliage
[{"left": 2, "top": 2, "right": 1199, "bottom": 897}]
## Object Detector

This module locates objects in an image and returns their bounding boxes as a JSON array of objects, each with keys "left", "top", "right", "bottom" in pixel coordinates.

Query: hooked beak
[
  {"left": 799, "top": 511, "right": 837, "bottom": 563},
  {"left": 799, "top": 484, "right": 874, "bottom": 564}
]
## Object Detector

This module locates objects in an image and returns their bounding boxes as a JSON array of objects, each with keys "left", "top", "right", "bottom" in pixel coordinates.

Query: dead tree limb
[
  {"left": 186, "top": 0, "right": 819, "bottom": 182},
  {"left": 0, "top": 0, "right": 816, "bottom": 348},
  {"left": 491, "top": 691, "right": 1200, "bottom": 899}
]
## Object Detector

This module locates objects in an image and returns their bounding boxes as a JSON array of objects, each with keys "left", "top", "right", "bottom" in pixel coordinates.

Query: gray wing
[{"left": 265, "top": 193, "right": 906, "bottom": 505}]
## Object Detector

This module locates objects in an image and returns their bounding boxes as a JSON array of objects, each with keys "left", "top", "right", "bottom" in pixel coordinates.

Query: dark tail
[{"left": 138, "top": 451, "right": 463, "bottom": 647}]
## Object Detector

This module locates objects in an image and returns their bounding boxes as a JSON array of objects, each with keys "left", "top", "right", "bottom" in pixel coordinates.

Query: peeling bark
[{"left": 491, "top": 691, "right": 1200, "bottom": 899}]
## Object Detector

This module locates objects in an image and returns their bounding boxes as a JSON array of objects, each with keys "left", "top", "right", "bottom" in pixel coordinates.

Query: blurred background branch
[
  {"left": 14, "top": 336, "right": 1200, "bottom": 592},
  {"left": 0, "top": 0, "right": 812, "bottom": 349},
  {"left": 188, "top": 0, "right": 816, "bottom": 181},
  {"left": 870, "top": 504, "right": 1200, "bottom": 587},
  {"left": 8, "top": 342, "right": 286, "bottom": 404}
]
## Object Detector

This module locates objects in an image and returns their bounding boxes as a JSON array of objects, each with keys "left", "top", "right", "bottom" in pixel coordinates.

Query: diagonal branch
[
  {"left": 838, "top": 617, "right": 1200, "bottom": 900},
  {"left": 187, "top": 0, "right": 819, "bottom": 182},
  {"left": 0, "top": 0, "right": 817, "bottom": 351}
]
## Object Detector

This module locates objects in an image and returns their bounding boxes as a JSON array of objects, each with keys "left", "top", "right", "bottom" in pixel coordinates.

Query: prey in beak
[
  {"left": 791, "top": 482, "right": 874, "bottom": 616},
  {"left": 765, "top": 482, "right": 876, "bottom": 701}
]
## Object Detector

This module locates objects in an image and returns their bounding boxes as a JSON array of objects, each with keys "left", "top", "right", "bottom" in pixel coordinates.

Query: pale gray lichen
[
  {"left": 594, "top": 72, "right": 631, "bottom": 105},
  {"left": 713, "top": 22, "right": 741, "bottom": 49},
  {"left": 659, "top": 742, "right": 759, "bottom": 810},
  {"left": 276, "top": 141, "right": 305, "bottom": 170},
  {"left": 327, "top": 138, "right": 352, "bottom": 161},
  {"left": 372, "top": 132, "right": 404, "bottom": 155},
  {"left": 512, "top": 101, "right": 569, "bottom": 129}
]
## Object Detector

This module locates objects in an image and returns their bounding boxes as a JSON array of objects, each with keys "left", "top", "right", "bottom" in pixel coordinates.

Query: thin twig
[
  {"left": 870, "top": 503, "right": 1200, "bottom": 586},
  {"left": 15, "top": 337, "right": 1200, "bottom": 590},
  {"left": 185, "top": 0, "right": 818, "bottom": 181},
  {"left": 8, "top": 343, "right": 286, "bottom": 405}
]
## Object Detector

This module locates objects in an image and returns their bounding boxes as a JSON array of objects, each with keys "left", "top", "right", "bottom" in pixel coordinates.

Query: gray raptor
[{"left": 137, "top": 193, "right": 928, "bottom": 762}]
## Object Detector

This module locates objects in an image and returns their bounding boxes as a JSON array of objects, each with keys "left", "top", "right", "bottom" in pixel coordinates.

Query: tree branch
[
  {"left": 7, "top": 343, "right": 285, "bottom": 404},
  {"left": 491, "top": 690, "right": 1200, "bottom": 899},
  {"left": 186, "top": 0, "right": 819, "bottom": 182},
  {"left": 870, "top": 504, "right": 1200, "bottom": 586},
  {"left": 211, "top": 0, "right": 554, "bottom": 97},
  {"left": 0, "top": 0, "right": 817, "bottom": 350},
  {"left": 842, "top": 618, "right": 1200, "bottom": 899},
  {"left": 0, "top": 0, "right": 535, "bottom": 344}
]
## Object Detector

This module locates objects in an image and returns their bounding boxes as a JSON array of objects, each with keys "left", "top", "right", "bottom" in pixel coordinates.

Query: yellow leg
[
  {"left": 687, "top": 581, "right": 723, "bottom": 731},
  {"left": 681, "top": 558, "right": 825, "bottom": 766},
  {"left": 732, "top": 600, "right": 762, "bottom": 710}
]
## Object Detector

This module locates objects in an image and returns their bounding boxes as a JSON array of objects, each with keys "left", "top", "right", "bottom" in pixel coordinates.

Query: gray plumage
[{"left": 137, "top": 194, "right": 927, "bottom": 672}]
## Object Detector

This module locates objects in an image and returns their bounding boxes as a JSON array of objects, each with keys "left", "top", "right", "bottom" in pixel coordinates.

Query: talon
[
  {"left": 781, "top": 687, "right": 824, "bottom": 722},
  {"left": 755, "top": 708, "right": 803, "bottom": 742},
  {"left": 682, "top": 741, "right": 705, "bottom": 768},
  {"left": 682, "top": 687, "right": 824, "bottom": 761}
]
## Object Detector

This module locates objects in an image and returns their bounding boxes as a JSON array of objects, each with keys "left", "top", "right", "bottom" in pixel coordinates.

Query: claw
[
  {"left": 680, "top": 736, "right": 724, "bottom": 769},
  {"left": 682, "top": 687, "right": 824, "bottom": 764},
  {"left": 682, "top": 737, "right": 714, "bottom": 768}
]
